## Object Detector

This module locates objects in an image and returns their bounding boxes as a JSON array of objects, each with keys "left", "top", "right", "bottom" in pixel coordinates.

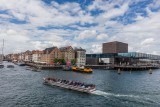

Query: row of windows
[
  {"left": 118, "top": 52, "right": 160, "bottom": 60},
  {"left": 86, "top": 52, "right": 160, "bottom": 60}
]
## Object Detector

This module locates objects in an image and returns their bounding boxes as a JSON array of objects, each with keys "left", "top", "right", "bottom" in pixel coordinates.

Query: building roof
[
  {"left": 32, "top": 50, "right": 43, "bottom": 54},
  {"left": 43, "top": 47, "right": 57, "bottom": 54},
  {"left": 59, "top": 46, "right": 72, "bottom": 52},
  {"left": 103, "top": 41, "right": 128, "bottom": 45},
  {"left": 74, "top": 48, "right": 86, "bottom": 52}
]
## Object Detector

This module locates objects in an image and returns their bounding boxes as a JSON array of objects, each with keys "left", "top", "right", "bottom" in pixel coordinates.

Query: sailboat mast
[
  {"left": 2, "top": 39, "right": 4, "bottom": 55},
  {"left": 1, "top": 39, "right": 4, "bottom": 63}
]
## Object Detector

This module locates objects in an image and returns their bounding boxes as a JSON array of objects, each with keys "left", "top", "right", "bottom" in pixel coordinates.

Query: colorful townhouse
[
  {"left": 41, "top": 47, "right": 62, "bottom": 64},
  {"left": 59, "top": 46, "right": 75, "bottom": 63},
  {"left": 32, "top": 50, "right": 43, "bottom": 63},
  {"left": 24, "top": 50, "right": 32, "bottom": 62}
]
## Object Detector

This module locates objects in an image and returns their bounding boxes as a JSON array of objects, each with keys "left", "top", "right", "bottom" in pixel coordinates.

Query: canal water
[{"left": 0, "top": 62, "right": 160, "bottom": 107}]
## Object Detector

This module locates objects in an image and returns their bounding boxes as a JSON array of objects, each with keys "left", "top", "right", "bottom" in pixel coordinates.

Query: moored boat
[
  {"left": 17, "top": 62, "right": 26, "bottom": 66},
  {"left": 72, "top": 66, "right": 92, "bottom": 73},
  {"left": 43, "top": 77, "right": 96, "bottom": 93},
  {"left": 63, "top": 65, "right": 72, "bottom": 71},
  {"left": 31, "top": 68, "right": 41, "bottom": 72},
  {"left": 7, "top": 65, "right": 14, "bottom": 68},
  {"left": 0, "top": 64, "right": 4, "bottom": 68}
]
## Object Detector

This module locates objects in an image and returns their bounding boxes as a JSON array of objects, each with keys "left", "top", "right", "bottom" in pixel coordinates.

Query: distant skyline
[{"left": 0, "top": 0, "right": 160, "bottom": 54}]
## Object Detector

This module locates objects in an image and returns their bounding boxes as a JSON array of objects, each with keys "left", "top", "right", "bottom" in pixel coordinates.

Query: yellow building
[{"left": 59, "top": 46, "right": 75, "bottom": 62}]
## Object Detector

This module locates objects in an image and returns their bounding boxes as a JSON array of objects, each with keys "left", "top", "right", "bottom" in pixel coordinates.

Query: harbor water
[{"left": 0, "top": 62, "right": 160, "bottom": 107}]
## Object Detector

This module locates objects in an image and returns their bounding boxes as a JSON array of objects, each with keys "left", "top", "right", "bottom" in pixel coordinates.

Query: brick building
[
  {"left": 102, "top": 41, "right": 128, "bottom": 53},
  {"left": 41, "top": 47, "right": 62, "bottom": 64}
]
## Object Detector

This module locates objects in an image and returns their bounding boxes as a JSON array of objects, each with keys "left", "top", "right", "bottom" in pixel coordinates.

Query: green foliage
[
  {"left": 71, "top": 59, "right": 76, "bottom": 65},
  {"left": 54, "top": 58, "right": 59, "bottom": 63},
  {"left": 53, "top": 58, "right": 66, "bottom": 65},
  {"left": 60, "top": 59, "right": 65, "bottom": 64}
]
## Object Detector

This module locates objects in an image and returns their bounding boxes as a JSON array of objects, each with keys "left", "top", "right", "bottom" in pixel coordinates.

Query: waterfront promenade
[{"left": 25, "top": 62, "right": 159, "bottom": 71}]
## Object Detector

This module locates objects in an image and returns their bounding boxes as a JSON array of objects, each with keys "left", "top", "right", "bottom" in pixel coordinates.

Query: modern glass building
[
  {"left": 87, "top": 52, "right": 160, "bottom": 60},
  {"left": 118, "top": 52, "right": 160, "bottom": 60},
  {"left": 86, "top": 41, "right": 160, "bottom": 65},
  {"left": 86, "top": 52, "right": 160, "bottom": 65}
]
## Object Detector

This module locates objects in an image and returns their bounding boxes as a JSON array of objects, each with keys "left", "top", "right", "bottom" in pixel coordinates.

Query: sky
[{"left": 0, "top": 0, "right": 160, "bottom": 55}]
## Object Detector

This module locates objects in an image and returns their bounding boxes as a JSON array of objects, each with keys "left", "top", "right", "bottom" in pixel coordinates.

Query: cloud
[
  {"left": 96, "top": 34, "right": 109, "bottom": 40},
  {"left": 0, "top": 29, "right": 31, "bottom": 54},
  {"left": 149, "top": 0, "right": 160, "bottom": 10},
  {"left": 102, "top": 3, "right": 128, "bottom": 19},
  {"left": 0, "top": 14, "right": 12, "bottom": 19},
  {"left": 141, "top": 38, "right": 154, "bottom": 45},
  {"left": 90, "top": 44, "right": 102, "bottom": 53},
  {"left": 76, "top": 30, "right": 97, "bottom": 40},
  {"left": 0, "top": 0, "right": 159, "bottom": 55}
]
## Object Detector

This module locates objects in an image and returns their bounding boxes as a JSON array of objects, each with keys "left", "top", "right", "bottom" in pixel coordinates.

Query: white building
[
  {"left": 32, "top": 50, "right": 43, "bottom": 63},
  {"left": 23, "top": 51, "right": 32, "bottom": 62},
  {"left": 75, "top": 48, "right": 86, "bottom": 67}
]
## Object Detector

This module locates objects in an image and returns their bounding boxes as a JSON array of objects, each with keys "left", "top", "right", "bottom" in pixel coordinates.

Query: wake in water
[
  {"left": 91, "top": 90, "right": 160, "bottom": 105},
  {"left": 91, "top": 90, "right": 139, "bottom": 98}
]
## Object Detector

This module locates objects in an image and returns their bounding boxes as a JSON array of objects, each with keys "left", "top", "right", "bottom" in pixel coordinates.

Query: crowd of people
[{"left": 45, "top": 77, "right": 95, "bottom": 89}]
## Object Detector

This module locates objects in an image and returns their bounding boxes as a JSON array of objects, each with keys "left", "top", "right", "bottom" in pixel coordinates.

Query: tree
[
  {"left": 60, "top": 59, "right": 66, "bottom": 65},
  {"left": 71, "top": 59, "right": 76, "bottom": 65},
  {"left": 54, "top": 58, "right": 59, "bottom": 64}
]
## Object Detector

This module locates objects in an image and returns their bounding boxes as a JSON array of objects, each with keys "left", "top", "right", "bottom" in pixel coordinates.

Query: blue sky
[{"left": 0, "top": 0, "right": 160, "bottom": 54}]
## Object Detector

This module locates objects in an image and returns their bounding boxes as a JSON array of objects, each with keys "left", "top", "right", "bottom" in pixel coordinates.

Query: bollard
[
  {"left": 149, "top": 69, "right": 152, "bottom": 74},
  {"left": 118, "top": 68, "right": 121, "bottom": 74}
]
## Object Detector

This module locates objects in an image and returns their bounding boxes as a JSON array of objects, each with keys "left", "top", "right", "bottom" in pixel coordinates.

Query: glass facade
[
  {"left": 86, "top": 53, "right": 117, "bottom": 58},
  {"left": 119, "top": 52, "right": 160, "bottom": 60},
  {"left": 86, "top": 52, "right": 160, "bottom": 60}
]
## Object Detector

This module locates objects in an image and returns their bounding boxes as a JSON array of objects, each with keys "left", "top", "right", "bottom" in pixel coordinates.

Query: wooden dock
[{"left": 26, "top": 63, "right": 62, "bottom": 70}]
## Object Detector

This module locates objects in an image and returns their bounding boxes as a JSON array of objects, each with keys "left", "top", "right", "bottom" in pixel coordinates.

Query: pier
[
  {"left": 85, "top": 65, "right": 159, "bottom": 71},
  {"left": 26, "top": 63, "right": 62, "bottom": 70},
  {"left": 24, "top": 63, "right": 160, "bottom": 71}
]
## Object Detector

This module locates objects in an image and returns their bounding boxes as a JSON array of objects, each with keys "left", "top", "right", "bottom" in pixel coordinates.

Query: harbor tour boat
[
  {"left": 72, "top": 66, "right": 92, "bottom": 73},
  {"left": 43, "top": 77, "right": 96, "bottom": 93}
]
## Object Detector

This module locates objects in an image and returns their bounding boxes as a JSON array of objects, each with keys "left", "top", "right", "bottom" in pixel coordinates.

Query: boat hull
[
  {"left": 43, "top": 78, "right": 96, "bottom": 93},
  {"left": 7, "top": 65, "right": 14, "bottom": 68},
  {"left": 63, "top": 66, "right": 72, "bottom": 71},
  {"left": 72, "top": 66, "right": 92, "bottom": 73},
  {"left": 72, "top": 69, "right": 92, "bottom": 73},
  {"left": 0, "top": 65, "right": 4, "bottom": 68},
  {"left": 19, "top": 64, "right": 26, "bottom": 66}
]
